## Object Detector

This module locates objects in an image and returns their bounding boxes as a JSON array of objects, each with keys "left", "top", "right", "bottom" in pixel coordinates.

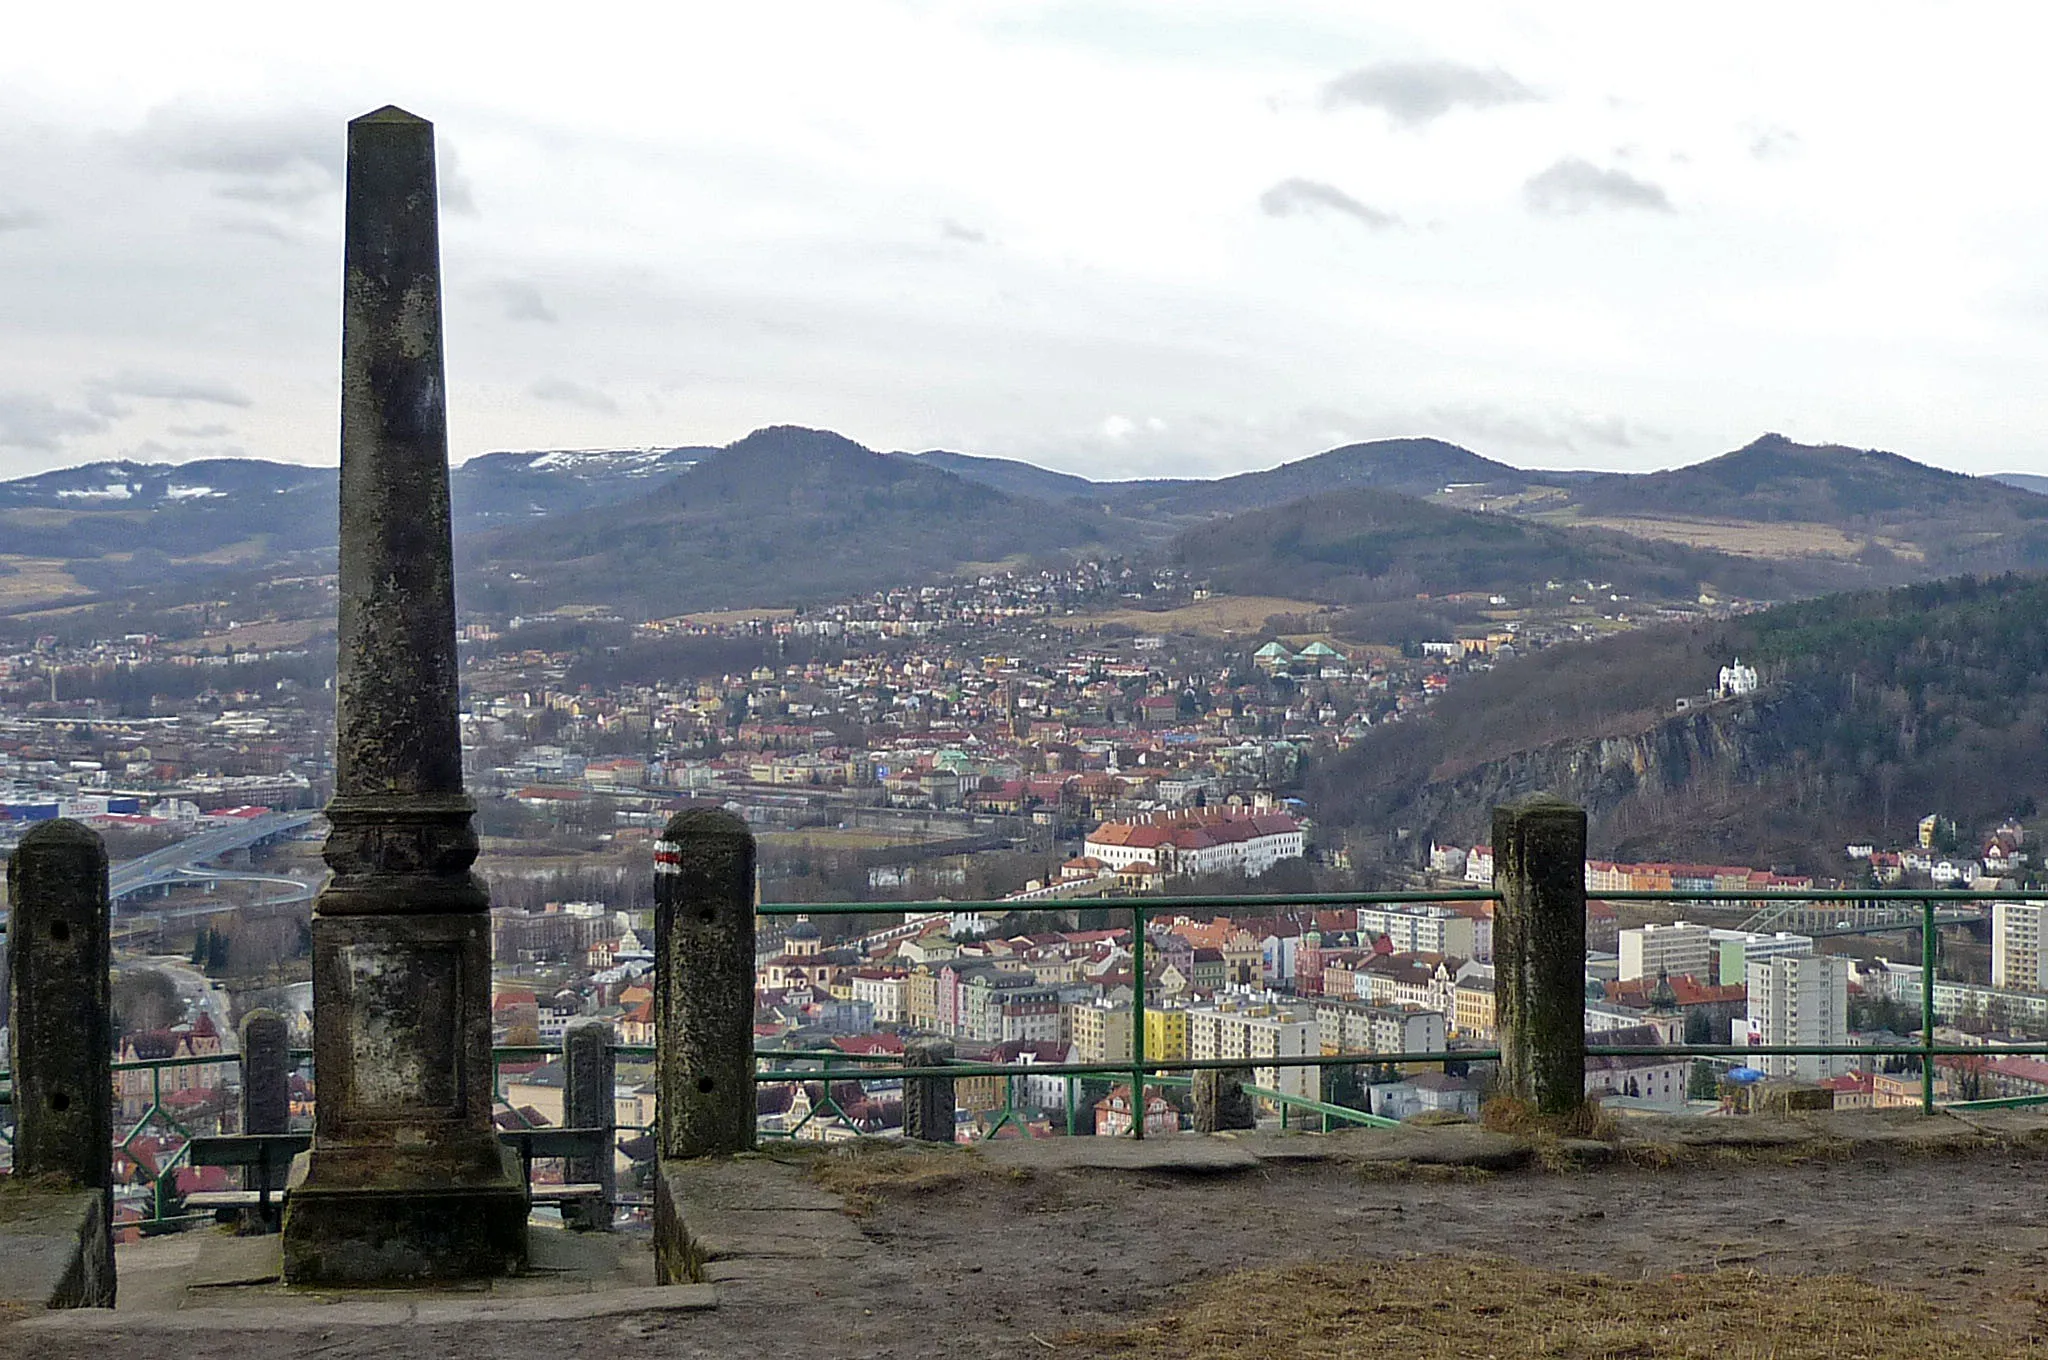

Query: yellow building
[
  {"left": 904, "top": 965, "right": 939, "bottom": 1031},
  {"left": 1067, "top": 1002, "right": 1134, "bottom": 1064},
  {"left": 1144, "top": 1007, "right": 1190, "bottom": 1063},
  {"left": 1453, "top": 978, "right": 1497, "bottom": 1041}
]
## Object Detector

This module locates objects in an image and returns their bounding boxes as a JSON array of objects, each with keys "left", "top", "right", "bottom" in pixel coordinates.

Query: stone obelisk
[{"left": 281, "top": 106, "right": 528, "bottom": 1284}]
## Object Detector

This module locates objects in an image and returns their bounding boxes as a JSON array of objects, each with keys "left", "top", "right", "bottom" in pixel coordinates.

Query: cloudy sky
[{"left": 5, "top": 1, "right": 2048, "bottom": 482}]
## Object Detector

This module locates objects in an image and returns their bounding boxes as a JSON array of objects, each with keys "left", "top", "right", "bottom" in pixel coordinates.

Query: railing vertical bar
[
  {"left": 1130, "top": 904, "right": 1146, "bottom": 1140},
  {"left": 1922, "top": 897, "right": 1937, "bottom": 1115}
]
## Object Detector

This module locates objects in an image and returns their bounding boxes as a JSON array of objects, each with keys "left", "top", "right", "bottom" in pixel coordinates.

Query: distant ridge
[{"left": 3, "top": 426, "right": 2044, "bottom": 617}]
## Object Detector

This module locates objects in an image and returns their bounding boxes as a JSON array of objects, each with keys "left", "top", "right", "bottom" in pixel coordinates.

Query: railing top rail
[
  {"left": 1589, "top": 888, "right": 2036, "bottom": 903},
  {"left": 754, "top": 890, "right": 1503, "bottom": 918}
]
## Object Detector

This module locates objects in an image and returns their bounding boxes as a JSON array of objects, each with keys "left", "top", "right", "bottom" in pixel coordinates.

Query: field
[
  {"left": 668, "top": 607, "right": 800, "bottom": 626},
  {"left": 163, "top": 616, "right": 329, "bottom": 654},
  {"left": 0, "top": 554, "right": 88, "bottom": 606},
  {"left": 1554, "top": 513, "right": 1925, "bottom": 562},
  {"left": 1055, "top": 594, "right": 1335, "bottom": 637},
  {"left": 757, "top": 827, "right": 943, "bottom": 852}
]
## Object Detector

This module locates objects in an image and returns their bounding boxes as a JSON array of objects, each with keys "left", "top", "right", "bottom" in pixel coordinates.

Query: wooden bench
[{"left": 185, "top": 1128, "right": 613, "bottom": 1215}]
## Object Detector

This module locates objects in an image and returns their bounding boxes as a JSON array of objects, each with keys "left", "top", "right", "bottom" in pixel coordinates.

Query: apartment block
[
  {"left": 1618, "top": 921, "right": 1713, "bottom": 982},
  {"left": 1187, "top": 993, "right": 1319, "bottom": 1101},
  {"left": 1067, "top": 1001, "right": 1135, "bottom": 1065},
  {"left": 1354, "top": 903, "right": 1489, "bottom": 961},
  {"left": 1312, "top": 999, "right": 1446, "bottom": 1070},
  {"left": 1741, "top": 953, "right": 1850, "bottom": 1082},
  {"left": 1994, "top": 902, "right": 2048, "bottom": 993}
]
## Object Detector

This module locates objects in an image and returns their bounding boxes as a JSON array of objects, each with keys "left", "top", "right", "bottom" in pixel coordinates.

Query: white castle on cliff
[{"left": 1718, "top": 657, "right": 1759, "bottom": 698}]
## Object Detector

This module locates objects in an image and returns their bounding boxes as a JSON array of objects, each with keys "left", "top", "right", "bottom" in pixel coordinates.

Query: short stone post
[
  {"left": 6, "top": 819, "right": 115, "bottom": 1307},
  {"left": 1191, "top": 1066, "right": 1256, "bottom": 1133},
  {"left": 1493, "top": 795, "right": 1588, "bottom": 1118},
  {"left": 237, "top": 1009, "right": 290, "bottom": 1231},
  {"left": 655, "top": 809, "right": 757, "bottom": 1158},
  {"left": 901, "top": 1038, "right": 957, "bottom": 1143},
  {"left": 562, "top": 1021, "right": 616, "bottom": 1231}
]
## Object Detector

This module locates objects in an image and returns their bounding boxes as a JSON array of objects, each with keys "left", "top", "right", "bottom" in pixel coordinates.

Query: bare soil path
[{"left": 9, "top": 1141, "right": 2047, "bottom": 1359}]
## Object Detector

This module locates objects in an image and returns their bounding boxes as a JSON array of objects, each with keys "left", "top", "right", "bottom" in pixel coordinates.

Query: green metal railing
[
  {"left": 747, "top": 885, "right": 2048, "bottom": 1132},
  {"left": 5, "top": 882, "right": 2039, "bottom": 1231},
  {"left": 751, "top": 890, "right": 1504, "bottom": 1139}
]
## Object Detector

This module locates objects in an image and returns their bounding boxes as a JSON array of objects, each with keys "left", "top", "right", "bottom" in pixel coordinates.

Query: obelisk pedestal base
[{"left": 281, "top": 1144, "right": 528, "bottom": 1285}]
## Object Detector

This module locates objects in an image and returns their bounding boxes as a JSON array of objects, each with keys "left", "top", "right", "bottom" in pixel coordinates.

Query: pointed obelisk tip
[{"left": 351, "top": 105, "right": 431, "bottom": 127}]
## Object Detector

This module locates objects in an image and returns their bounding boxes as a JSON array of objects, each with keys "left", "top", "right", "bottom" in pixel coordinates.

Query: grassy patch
[
  {"left": 1075, "top": 1255, "right": 2027, "bottom": 1358},
  {"left": 802, "top": 1141, "right": 1022, "bottom": 1215}
]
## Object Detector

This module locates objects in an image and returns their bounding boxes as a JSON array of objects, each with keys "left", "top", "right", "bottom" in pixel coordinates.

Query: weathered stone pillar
[
  {"left": 281, "top": 105, "right": 527, "bottom": 1285},
  {"left": 1493, "top": 795, "right": 1588, "bottom": 1117},
  {"left": 562, "top": 1020, "right": 615, "bottom": 1231},
  {"left": 655, "top": 809, "right": 757, "bottom": 1159},
  {"left": 5, "top": 820, "right": 114, "bottom": 1307},
  {"left": 238, "top": 1009, "right": 290, "bottom": 1231},
  {"left": 1191, "top": 1066, "right": 1255, "bottom": 1133},
  {"left": 902, "top": 1038, "right": 957, "bottom": 1143}
]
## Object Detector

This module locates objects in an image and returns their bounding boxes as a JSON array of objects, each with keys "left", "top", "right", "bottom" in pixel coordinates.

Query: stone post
[
  {"left": 281, "top": 105, "right": 527, "bottom": 1286},
  {"left": 5, "top": 820, "right": 114, "bottom": 1306},
  {"left": 901, "top": 1038, "right": 957, "bottom": 1144},
  {"left": 655, "top": 809, "right": 757, "bottom": 1158},
  {"left": 1493, "top": 796, "right": 1588, "bottom": 1118},
  {"left": 562, "top": 1021, "right": 616, "bottom": 1231},
  {"left": 1191, "top": 1066, "right": 1255, "bottom": 1133},
  {"left": 237, "top": 1009, "right": 290, "bottom": 1230}
]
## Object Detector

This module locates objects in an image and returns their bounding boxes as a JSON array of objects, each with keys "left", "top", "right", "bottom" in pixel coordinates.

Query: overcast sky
[{"left": 5, "top": 1, "right": 2048, "bottom": 483}]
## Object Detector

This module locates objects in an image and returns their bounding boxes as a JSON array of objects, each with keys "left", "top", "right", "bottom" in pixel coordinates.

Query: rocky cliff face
[{"left": 1395, "top": 687, "right": 1829, "bottom": 854}]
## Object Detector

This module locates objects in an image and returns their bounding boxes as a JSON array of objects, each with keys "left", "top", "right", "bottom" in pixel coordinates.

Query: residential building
[
  {"left": 849, "top": 969, "right": 907, "bottom": 1026},
  {"left": 1355, "top": 902, "right": 1488, "bottom": 961},
  {"left": 1068, "top": 1000, "right": 1134, "bottom": 1065},
  {"left": 1313, "top": 1000, "right": 1445, "bottom": 1070},
  {"left": 1187, "top": 992, "right": 1318, "bottom": 1101},
  {"left": 1453, "top": 976, "right": 1497, "bottom": 1040},
  {"left": 1369, "top": 1072, "right": 1479, "bottom": 1121},
  {"left": 1708, "top": 929, "right": 1814, "bottom": 987},
  {"left": 1145, "top": 1006, "right": 1190, "bottom": 1063},
  {"left": 1095, "top": 1084, "right": 1179, "bottom": 1136},
  {"left": 1741, "top": 953, "right": 1850, "bottom": 1081},
  {"left": 1618, "top": 921, "right": 1713, "bottom": 982},
  {"left": 1994, "top": 902, "right": 2048, "bottom": 993}
]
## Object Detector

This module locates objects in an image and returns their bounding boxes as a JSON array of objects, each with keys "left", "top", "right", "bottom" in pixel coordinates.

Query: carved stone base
[{"left": 281, "top": 1145, "right": 528, "bottom": 1284}]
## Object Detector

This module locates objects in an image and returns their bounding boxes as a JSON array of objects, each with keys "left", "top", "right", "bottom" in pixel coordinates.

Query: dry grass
[
  {"left": 803, "top": 1141, "right": 1021, "bottom": 1215},
  {"left": 1075, "top": 1255, "right": 2033, "bottom": 1359},
  {"left": 0, "top": 555, "right": 87, "bottom": 605},
  {"left": 1559, "top": 513, "right": 1926, "bottom": 563}
]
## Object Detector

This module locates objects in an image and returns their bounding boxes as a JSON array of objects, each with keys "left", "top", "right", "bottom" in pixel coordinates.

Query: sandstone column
[
  {"left": 1493, "top": 795, "right": 1588, "bottom": 1118},
  {"left": 281, "top": 106, "right": 527, "bottom": 1284},
  {"left": 6, "top": 820, "right": 115, "bottom": 1307}
]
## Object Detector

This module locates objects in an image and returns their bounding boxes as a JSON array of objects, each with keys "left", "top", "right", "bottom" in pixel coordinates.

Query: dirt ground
[{"left": 11, "top": 1147, "right": 2048, "bottom": 1360}]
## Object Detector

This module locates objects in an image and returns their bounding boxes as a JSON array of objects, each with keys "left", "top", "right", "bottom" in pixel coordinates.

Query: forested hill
[{"left": 1311, "top": 572, "right": 2048, "bottom": 871}]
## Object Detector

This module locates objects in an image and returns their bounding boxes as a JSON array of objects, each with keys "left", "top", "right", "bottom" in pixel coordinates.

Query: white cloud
[
  {"left": 0, "top": 4, "right": 2045, "bottom": 480},
  {"left": 1523, "top": 157, "right": 1673, "bottom": 214}
]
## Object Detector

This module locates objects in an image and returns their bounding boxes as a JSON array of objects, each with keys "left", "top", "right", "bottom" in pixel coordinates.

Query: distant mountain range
[{"left": 1, "top": 426, "right": 2044, "bottom": 618}]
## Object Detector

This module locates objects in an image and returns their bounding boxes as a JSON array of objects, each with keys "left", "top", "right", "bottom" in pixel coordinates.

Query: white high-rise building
[
  {"left": 1187, "top": 993, "right": 1319, "bottom": 1101},
  {"left": 1743, "top": 954, "right": 1850, "bottom": 1081},
  {"left": 1618, "top": 921, "right": 1713, "bottom": 982},
  {"left": 1993, "top": 902, "right": 2048, "bottom": 993}
]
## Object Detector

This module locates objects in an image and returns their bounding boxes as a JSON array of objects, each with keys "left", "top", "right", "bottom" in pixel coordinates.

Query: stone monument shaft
[{"left": 282, "top": 107, "right": 526, "bottom": 1285}]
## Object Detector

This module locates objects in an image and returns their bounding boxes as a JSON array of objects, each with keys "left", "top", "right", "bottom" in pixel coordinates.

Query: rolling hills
[{"left": 0, "top": 425, "right": 2043, "bottom": 619}]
